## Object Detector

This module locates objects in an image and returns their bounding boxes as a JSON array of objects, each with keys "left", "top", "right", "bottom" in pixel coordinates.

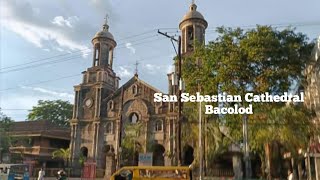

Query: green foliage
[
  {"left": 181, "top": 25, "right": 315, "bottom": 171},
  {"left": 183, "top": 26, "right": 314, "bottom": 96},
  {"left": 28, "top": 100, "right": 73, "bottom": 127},
  {"left": 250, "top": 104, "right": 315, "bottom": 156},
  {"left": 52, "top": 148, "right": 71, "bottom": 167},
  {"left": 78, "top": 153, "right": 86, "bottom": 167},
  {"left": 0, "top": 108, "right": 13, "bottom": 130},
  {"left": 0, "top": 109, "right": 13, "bottom": 154},
  {"left": 121, "top": 122, "right": 144, "bottom": 165}
]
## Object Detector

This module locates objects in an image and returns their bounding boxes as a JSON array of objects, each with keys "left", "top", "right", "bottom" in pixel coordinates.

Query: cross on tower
[
  {"left": 104, "top": 14, "right": 109, "bottom": 25},
  {"left": 192, "top": 0, "right": 195, "bottom": 4},
  {"left": 134, "top": 60, "right": 139, "bottom": 76}
]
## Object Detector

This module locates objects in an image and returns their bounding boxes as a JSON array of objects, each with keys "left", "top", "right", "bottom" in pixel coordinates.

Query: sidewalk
[{"left": 29, "top": 178, "right": 105, "bottom": 180}]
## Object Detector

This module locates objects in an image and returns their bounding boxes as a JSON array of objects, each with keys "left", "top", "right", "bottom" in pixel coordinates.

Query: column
[{"left": 95, "top": 122, "right": 100, "bottom": 163}]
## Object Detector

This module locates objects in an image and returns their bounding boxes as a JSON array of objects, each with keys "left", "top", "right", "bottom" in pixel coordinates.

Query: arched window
[
  {"left": 155, "top": 120, "right": 163, "bottom": 132},
  {"left": 132, "top": 85, "right": 137, "bottom": 95},
  {"left": 129, "top": 112, "right": 139, "bottom": 123},
  {"left": 80, "top": 147, "right": 88, "bottom": 158},
  {"left": 108, "top": 100, "right": 114, "bottom": 110},
  {"left": 169, "top": 103, "right": 174, "bottom": 112},
  {"left": 187, "top": 26, "right": 194, "bottom": 51},
  {"left": 106, "top": 122, "right": 113, "bottom": 134},
  {"left": 93, "top": 43, "right": 100, "bottom": 66}
]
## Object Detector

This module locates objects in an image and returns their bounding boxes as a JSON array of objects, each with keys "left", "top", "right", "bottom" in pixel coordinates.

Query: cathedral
[{"left": 69, "top": 2, "right": 207, "bottom": 178}]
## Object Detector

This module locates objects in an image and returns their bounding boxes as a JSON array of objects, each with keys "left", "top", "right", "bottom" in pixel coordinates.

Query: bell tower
[
  {"left": 92, "top": 16, "right": 116, "bottom": 68},
  {"left": 70, "top": 16, "right": 120, "bottom": 172},
  {"left": 179, "top": 2, "right": 207, "bottom": 54}
]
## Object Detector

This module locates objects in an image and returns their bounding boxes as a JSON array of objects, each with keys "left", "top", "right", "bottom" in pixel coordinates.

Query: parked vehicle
[
  {"left": 0, "top": 164, "right": 29, "bottom": 180},
  {"left": 111, "top": 166, "right": 192, "bottom": 180}
]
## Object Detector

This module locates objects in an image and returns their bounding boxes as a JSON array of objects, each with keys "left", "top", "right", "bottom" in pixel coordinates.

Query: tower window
[
  {"left": 187, "top": 26, "right": 194, "bottom": 41},
  {"left": 106, "top": 122, "right": 113, "bottom": 134},
  {"left": 187, "top": 26, "right": 194, "bottom": 51},
  {"left": 95, "top": 48, "right": 99, "bottom": 60},
  {"left": 108, "top": 100, "right": 114, "bottom": 110},
  {"left": 129, "top": 112, "right": 139, "bottom": 123},
  {"left": 93, "top": 44, "right": 100, "bottom": 66},
  {"left": 170, "top": 103, "right": 174, "bottom": 112},
  {"left": 109, "top": 49, "right": 113, "bottom": 66},
  {"left": 155, "top": 120, "right": 163, "bottom": 132}
]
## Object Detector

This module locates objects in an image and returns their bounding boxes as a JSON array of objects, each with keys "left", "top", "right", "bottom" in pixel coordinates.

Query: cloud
[
  {"left": 21, "top": 86, "right": 74, "bottom": 99},
  {"left": 144, "top": 63, "right": 161, "bottom": 71},
  {"left": 167, "top": 64, "right": 175, "bottom": 73},
  {"left": 143, "top": 63, "right": 168, "bottom": 74},
  {"left": 117, "top": 66, "right": 132, "bottom": 78},
  {"left": 125, "top": 43, "right": 136, "bottom": 54},
  {"left": 52, "top": 16, "right": 79, "bottom": 28},
  {"left": 0, "top": 0, "right": 92, "bottom": 56}
]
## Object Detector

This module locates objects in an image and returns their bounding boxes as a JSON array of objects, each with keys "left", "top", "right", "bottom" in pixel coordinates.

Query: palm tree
[{"left": 52, "top": 148, "right": 71, "bottom": 168}]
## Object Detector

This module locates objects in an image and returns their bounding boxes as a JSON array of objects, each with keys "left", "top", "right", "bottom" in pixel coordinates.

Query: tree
[
  {"left": 121, "top": 122, "right": 145, "bottom": 166},
  {"left": 28, "top": 100, "right": 73, "bottom": 127},
  {"left": 0, "top": 109, "right": 13, "bottom": 163},
  {"left": 181, "top": 26, "right": 315, "bottom": 178},
  {"left": 52, "top": 148, "right": 71, "bottom": 168}
]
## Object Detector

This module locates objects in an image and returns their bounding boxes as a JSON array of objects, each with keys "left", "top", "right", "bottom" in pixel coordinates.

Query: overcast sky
[{"left": 0, "top": 0, "right": 319, "bottom": 121}]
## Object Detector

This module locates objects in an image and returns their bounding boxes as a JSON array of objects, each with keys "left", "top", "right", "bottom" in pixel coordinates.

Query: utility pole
[
  {"left": 243, "top": 114, "right": 252, "bottom": 178},
  {"left": 198, "top": 80, "right": 203, "bottom": 180},
  {"left": 158, "top": 30, "right": 182, "bottom": 166},
  {"left": 117, "top": 87, "right": 125, "bottom": 170}
]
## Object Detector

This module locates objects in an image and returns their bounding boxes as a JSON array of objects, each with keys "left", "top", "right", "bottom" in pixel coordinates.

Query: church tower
[
  {"left": 69, "top": 17, "right": 120, "bottom": 172},
  {"left": 168, "top": 2, "right": 207, "bottom": 95},
  {"left": 179, "top": 2, "right": 207, "bottom": 54}
]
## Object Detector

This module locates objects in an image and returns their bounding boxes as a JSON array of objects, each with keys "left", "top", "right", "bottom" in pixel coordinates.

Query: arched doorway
[
  {"left": 80, "top": 146, "right": 88, "bottom": 158},
  {"left": 183, "top": 145, "right": 194, "bottom": 166},
  {"left": 152, "top": 144, "right": 165, "bottom": 166}
]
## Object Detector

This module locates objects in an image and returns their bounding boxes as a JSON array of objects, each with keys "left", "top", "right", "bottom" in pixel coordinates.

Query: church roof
[
  {"left": 94, "top": 29, "right": 115, "bottom": 40},
  {"left": 8, "top": 120, "right": 70, "bottom": 140},
  {"left": 92, "top": 17, "right": 116, "bottom": 42},
  {"left": 106, "top": 75, "right": 163, "bottom": 100},
  {"left": 180, "top": 3, "right": 207, "bottom": 29}
]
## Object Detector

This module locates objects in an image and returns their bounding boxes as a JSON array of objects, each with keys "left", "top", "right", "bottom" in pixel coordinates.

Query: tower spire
[
  {"left": 103, "top": 14, "right": 109, "bottom": 31},
  {"left": 134, "top": 60, "right": 139, "bottom": 77}
]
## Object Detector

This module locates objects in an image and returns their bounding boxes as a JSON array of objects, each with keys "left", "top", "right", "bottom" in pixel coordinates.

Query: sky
[{"left": 0, "top": 0, "right": 319, "bottom": 121}]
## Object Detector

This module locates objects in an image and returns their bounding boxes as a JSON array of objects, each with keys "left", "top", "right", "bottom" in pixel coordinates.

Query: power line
[
  {"left": 117, "top": 34, "right": 159, "bottom": 46},
  {"left": 0, "top": 74, "right": 80, "bottom": 92},
  {"left": 0, "top": 52, "right": 174, "bottom": 92},
  {"left": 0, "top": 37, "right": 166, "bottom": 74},
  {"left": 0, "top": 109, "right": 30, "bottom": 111},
  {"left": 4, "top": 22, "right": 315, "bottom": 73},
  {"left": 0, "top": 28, "right": 168, "bottom": 71},
  {"left": 0, "top": 48, "right": 91, "bottom": 71},
  {"left": 0, "top": 54, "right": 85, "bottom": 74},
  {"left": 116, "top": 29, "right": 158, "bottom": 41}
]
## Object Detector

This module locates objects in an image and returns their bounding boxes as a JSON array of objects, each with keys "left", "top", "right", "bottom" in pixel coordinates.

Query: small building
[{"left": 7, "top": 120, "right": 70, "bottom": 176}]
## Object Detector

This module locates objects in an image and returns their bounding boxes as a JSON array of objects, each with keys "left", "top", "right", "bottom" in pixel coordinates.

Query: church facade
[{"left": 69, "top": 2, "right": 207, "bottom": 178}]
